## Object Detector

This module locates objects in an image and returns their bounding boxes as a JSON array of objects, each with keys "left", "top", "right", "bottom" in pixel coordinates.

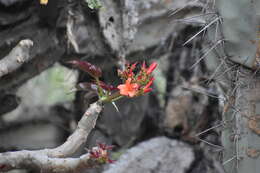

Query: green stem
[
  {"left": 100, "top": 91, "right": 123, "bottom": 103},
  {"left": 95, "top": 77, "right": 104, "bottom": 97}
]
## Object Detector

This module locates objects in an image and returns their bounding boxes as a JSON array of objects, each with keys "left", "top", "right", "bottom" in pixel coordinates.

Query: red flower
[
  {"left": 117, "top": 78, "right": 139, "bottom": 97},
  {"left": 117, "top": 62, "right": 157, "bottom": 97},
  {"left": 98, "top": 143, "right": 114, "bottom": 150},
  {"left": 90, "top": 143, "right": 114, "bottom": 164}
]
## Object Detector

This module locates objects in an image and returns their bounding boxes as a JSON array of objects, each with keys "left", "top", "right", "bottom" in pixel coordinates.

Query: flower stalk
[{"left": 69, "top": 60, "right": 157, "bottom": 103}]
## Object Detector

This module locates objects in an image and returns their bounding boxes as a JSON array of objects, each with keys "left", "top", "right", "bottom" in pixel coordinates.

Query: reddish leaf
[
  {"left": 0, "top": 164, "right": 6, "bottom": 169},
  {"left": 97, "top": 81, "right": 118, "bottom": 91},
  {"left": 68, "top": 60, "right": 102, "bottom": 78}
]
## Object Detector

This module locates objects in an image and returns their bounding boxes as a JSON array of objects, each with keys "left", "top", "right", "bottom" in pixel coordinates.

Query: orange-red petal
[{"left": 117, "top": 79, "right": 139, "bottom": 97}]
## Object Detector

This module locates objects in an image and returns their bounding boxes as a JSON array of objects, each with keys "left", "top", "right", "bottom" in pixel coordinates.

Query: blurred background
[{"left": 0, "top": 0, "right": 225, "bottom": 172}]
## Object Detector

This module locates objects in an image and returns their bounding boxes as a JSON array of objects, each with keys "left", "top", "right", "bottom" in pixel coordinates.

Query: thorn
[
  {"left": 196, "top": 137, "right": 224, "bottom": 149},
  {"left": 174, "top": 12, "right": 216, "bottom": 24},
  {"left": 213, "top": 64, "right": 237, "bottom": 82},
  {"left": 169, "top": 0, "right": 200, "bottom": 16},
  {"left": 190, "top": 39, "right": 223, "bottom": 69},
  {"left": 222, "top": 155, "right": 237, "bottom": 165},
  {"left": 181, "top": 86, "right": 222, "bottom": 99},
  {"left": 169, "top": 6, "right": 186, "bottom": 16},
  {"left": 196, "top": 123, "right": 223, "bottom": 136},
  {"left": 214, "top": 19, "right": 219, "bottom": 41},
  {"left": 206, "top": 58, "right": 225, "bottom": 84},
  {"left": 112, "top": 101, "right": 119, "bottom": 112},
  {"left": 183, "top": 17, "right": 220, "bottom": 46}
]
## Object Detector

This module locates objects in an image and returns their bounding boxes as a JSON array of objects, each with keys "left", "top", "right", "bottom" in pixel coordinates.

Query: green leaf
[{"left": 86, "top": 0, "right": 102, "bottom": 9}]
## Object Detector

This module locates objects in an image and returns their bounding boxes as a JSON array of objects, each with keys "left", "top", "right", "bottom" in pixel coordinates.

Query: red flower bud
[
  {"left": 90, "top": 143, "right": 114, "bottom": 164},
  {"left": 150, "top": 77, "right": 155, "bottom": 81},
  {"left": 108, "top": 159, "right": 115, "bottom": 163},
  {"left": 146, "top": 62, "right": 157, "bottom": 74},
  {"left": 142, "top": 61, "right": 146, "bottom": 69},
  {"left": 98, "top": 143, "right": 114, "bottom": 150},
  {"left": 130, "top": 62, "right": 137, "bottom": 72},
  {"left": 143, "top": 88, "right": 152, "bottom": 93},
  {"left": 144, "top": 80, "right": 153, "bottom": 89},
  {"left": 90, "top": 151, "right": 99, "bottom": 158}
]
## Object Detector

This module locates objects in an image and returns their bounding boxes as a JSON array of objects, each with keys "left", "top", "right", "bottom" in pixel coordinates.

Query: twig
[{"left": 0, "top": 39, "right": 33, "bottom": 78}]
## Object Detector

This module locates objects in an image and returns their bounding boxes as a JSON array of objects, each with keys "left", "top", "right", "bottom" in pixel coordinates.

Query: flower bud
[{"left": 146, "top": 62, "right": 157, "bottom": 74}]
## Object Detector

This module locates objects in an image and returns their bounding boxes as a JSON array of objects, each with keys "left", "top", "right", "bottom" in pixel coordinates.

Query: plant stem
[{"left": 100, "top": 91, "right": 123, "bottom": 103}]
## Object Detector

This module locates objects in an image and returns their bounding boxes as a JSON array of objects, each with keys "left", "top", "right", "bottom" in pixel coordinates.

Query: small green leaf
[{"left": 86, "top": 0, "right": 102, "bottom": 9}]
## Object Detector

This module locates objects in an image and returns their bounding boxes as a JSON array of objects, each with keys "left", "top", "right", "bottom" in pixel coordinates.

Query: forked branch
[{"left": 0, "top": 102, "right": 103, "bottom": 173}]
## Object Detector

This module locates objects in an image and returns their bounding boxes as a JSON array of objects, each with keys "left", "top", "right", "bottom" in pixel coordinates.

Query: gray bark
[{"left": 0, "top": 102, "right": 102, "bottom": 172}]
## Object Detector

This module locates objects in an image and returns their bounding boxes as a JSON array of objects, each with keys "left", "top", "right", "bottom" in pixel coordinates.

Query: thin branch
[
  {"left": 0, "top": 102, "right": 103, "bottom": 172},
  {"left": 0, "top": 151, "right": 96, "bottom": 173},
  {"left": 0, "top": 39, "right": 33, "bottom": 78},
  {"left": 47, "top": 102, "right": 102, "bottom": 158}
]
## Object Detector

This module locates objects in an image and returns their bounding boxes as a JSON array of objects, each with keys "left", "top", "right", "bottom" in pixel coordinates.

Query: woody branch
[
  {"left": 0, "top": 39, "right": 34, "bottom": 78},
  {"left": 0, "top": 102, "right": 102, "bottom": 173}
]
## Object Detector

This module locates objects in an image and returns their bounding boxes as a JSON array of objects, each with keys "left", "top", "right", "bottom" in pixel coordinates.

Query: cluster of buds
[
  {"left": 117, "top": 62, "right": 157, "bottom": 97},
  {"left": 69, "top": 60, "right": 157, "bottom": 102},
  {"left": 89, "top": 143, "right": 114, "bottom": 164}
]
